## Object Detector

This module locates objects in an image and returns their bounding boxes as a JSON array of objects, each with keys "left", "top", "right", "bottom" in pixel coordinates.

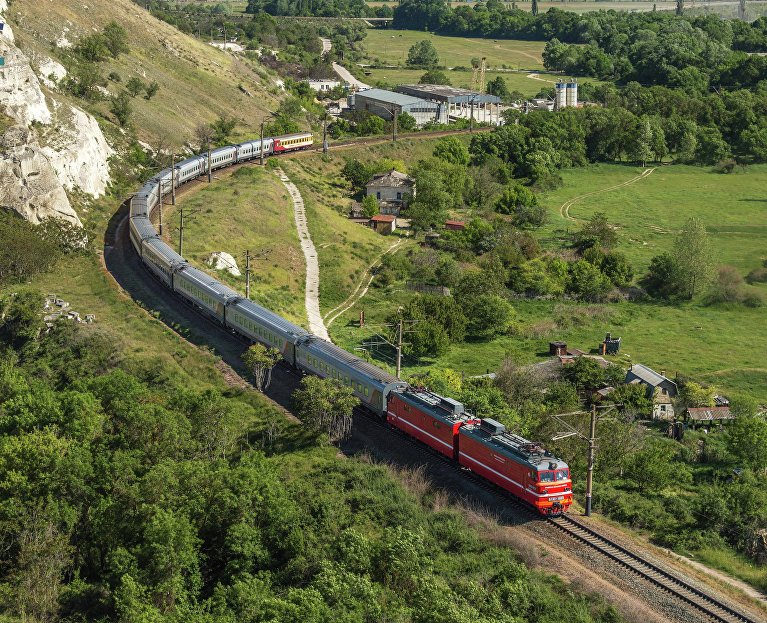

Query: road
[{"left": 321, "top": 37, "right": 370, "bottom": 89}]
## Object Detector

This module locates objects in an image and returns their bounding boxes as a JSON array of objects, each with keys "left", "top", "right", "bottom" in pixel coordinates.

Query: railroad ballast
[{"left": 127, "top": 131, "right": 572, "bottom": 516}]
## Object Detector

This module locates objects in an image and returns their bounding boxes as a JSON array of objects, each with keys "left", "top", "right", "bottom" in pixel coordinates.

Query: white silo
[
  {"left": 555, "top": 82, "right": 566, "bottom": 110},
  {"left": 566, "top": 82, "right": 578, "bottom": 108}
]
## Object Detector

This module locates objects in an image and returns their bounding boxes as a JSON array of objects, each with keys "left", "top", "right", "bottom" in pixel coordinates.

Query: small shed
[
  {"left": 684, "top": 406, "right": 734, "bottom": 428},
  {"left": 369, "top": 214, "right": 396, "bottom": 234},
  {"left": 549, "top": 341, "right": 567, "bottom": 356},
  {"left": 601, "top": 332, "right": 621, "bottom": 355},
  {"left": 444, "top": 220, "right": 466, "bottom": 231}
]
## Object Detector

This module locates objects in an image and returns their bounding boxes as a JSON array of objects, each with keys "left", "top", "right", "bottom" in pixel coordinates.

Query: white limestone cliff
[
  {"left": 0, "top": 5, "right": 113, "bottom": 225},
  {"left": 0, "top": 126, "right": 80, "bottom": 225}
]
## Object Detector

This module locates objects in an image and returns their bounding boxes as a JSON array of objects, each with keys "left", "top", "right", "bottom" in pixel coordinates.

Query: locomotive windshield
[{"left": 539, "top": 469, "right": 570, "bottom": 482}]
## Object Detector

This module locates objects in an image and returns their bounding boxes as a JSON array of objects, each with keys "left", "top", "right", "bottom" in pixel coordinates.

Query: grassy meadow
[
  {"left": 363, "top": 67, "right": 568, "bottom": 97},
  {"left": 162, "top": 166, "right": 308, "bottom": 324},
  {"left": 538, "top": 163, "right": 767, "bottom": 274},
  {"left": 364, "top": 29, "right": 546, "bottom": 69}
]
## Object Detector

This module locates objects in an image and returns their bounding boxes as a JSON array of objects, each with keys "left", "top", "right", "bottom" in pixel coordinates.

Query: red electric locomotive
[
  {"left": 386, "top": 388, "right": 572, "bottom": 516},
  {"left": 458, "top": 418, "right": 572, "bottom": 515},
  {"left": 387, "top": 389, "right": 480, "bottom": 460}
]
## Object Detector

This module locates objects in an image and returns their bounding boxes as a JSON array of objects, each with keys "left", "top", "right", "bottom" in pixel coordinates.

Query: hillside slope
[{"left": 9, "top": 0, "right": 280, "bottom": 145}]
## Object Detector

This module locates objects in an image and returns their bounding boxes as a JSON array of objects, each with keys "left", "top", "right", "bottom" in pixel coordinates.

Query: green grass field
[
  {"left": 364, "top": 29, "right": 546, "bottom": 70},
  {"left": 538, "top": 163, "right": 767, "bottom": 273},
  {"left": 163, "top": 166, "right": 308, "bottom": 325},
  {"left": 363, "top": 67, "right": 569, "bottom": 97}
]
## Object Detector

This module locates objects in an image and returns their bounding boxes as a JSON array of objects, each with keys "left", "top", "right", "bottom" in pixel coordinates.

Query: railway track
[
  {"left": 354, "top": 407, "right": 762, "bottom": 623},
  {"left": 548, "top": 515, "right": 761, "bottom": 623}
]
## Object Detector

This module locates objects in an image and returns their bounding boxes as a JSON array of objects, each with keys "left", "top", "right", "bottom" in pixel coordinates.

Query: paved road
[
  {"left": 321, "top": 37, "right": 370, "bottom": 89},
  {"left": 333, "top": 61, "right": 370, "bottom": 89},
  {"left": 276, "top": 168, "right": 330, "bottom": 341}
]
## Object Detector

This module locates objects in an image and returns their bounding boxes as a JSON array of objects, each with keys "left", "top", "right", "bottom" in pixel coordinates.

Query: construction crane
[{"left": 471, "top": 57, "right": 487, "bottom": 93}]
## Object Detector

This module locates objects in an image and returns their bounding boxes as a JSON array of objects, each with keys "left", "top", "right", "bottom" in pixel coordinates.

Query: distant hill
[{"left": 7, "top": 0, "right": 281, "bottom": 145}]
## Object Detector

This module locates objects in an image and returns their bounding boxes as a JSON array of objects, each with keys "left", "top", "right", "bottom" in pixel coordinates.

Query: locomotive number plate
[{"left": 550, "top": 496, "right": 564, "bottom": 501}]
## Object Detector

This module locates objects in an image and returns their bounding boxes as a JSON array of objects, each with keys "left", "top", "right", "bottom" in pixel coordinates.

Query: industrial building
[
  {"left": 350, "top": 89, "right": 446, "bottom": 126},
  {"left": 395, "top": 84, "right": 502, "bottom": 123}
]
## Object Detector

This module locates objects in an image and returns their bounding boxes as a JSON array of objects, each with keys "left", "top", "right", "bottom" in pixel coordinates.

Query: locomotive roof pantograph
[{"left": 461, "top": 419, "right": 569, "bottom": 471}]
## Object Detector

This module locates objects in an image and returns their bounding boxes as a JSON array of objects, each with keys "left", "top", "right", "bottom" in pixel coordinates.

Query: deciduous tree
[
  {"left": 293, "top": 376, "right": 358, "bottom": 444},
  {"left": 242, "top": 343, "right": 283, "bottom": 392},
  {"left": 672, "top": 217, "right": 713, "bottom": 299},
  {"left": 407, "top": 40, "right": 439, "bottom": 68}
]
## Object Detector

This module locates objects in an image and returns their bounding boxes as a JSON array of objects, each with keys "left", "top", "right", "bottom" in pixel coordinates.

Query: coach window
[{"left": 364, "top": 387, "right": 369, "bottom": 396}]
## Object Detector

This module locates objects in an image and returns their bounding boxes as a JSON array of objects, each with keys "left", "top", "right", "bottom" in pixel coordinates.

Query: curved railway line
[{"left": 113, "top": 126, "right": 764, "bottom": 623}]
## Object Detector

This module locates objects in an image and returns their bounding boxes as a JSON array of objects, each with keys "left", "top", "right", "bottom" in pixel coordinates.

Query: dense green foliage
[{"left": 0, "top": 291, "right": 625, "bottom": 622}]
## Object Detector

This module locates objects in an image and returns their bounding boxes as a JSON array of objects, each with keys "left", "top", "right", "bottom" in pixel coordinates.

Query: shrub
[
  {"left": 745, "top": 267, "right": 767, "bottom": 284},
  {"left": 108, "top": 71, "right": 121, "bottom": 82},
  {"left": 742, "top": 291, "right": 764, "bottom": 307}
]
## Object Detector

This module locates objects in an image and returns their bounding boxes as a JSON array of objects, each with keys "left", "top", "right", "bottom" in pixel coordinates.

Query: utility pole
[
  {"left": 171, "top": 152, "right": 176, "bottom": 206},
  {"left": 550, "top": 404, "right": 618, "bottom": 518},
  {"left": 207, "top": 143, "right": 212, "bottom": 183},
  {"left": 323, "top": 113, "right": 329, "bottom": 155},
  {"left": 396, "top": 318, "right": 403, "bottom": 379},
  {"left": 179, "top": 208, "right": 185, "bottom": 257},
  {"left": 177, "top": 208, "right": 199, "bottom": 257},
  {"left": 260, "top": 120, "right": 265, "bottom": 166},
  {"left": 585, "top": 404, "right": 597, "bottom": 517},
  {"left": 392, "top": 107, "right": 397, "bottom": 143},
  {"left": 244, "top": 249, "right": 251, "bottom": 299}
]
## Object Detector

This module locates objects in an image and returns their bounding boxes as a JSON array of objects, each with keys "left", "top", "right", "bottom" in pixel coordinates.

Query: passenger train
[{"left": 128, "top": 130, "right": 573, "bottom": 515}]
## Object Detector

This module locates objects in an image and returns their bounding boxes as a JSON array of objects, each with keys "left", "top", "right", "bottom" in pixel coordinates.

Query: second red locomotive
[{"left": 387, "top": 387, "right": 572, "bottom": 515}]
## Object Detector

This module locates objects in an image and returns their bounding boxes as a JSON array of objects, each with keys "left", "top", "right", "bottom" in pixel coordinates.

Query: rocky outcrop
[
  {"left": 208, "top": 252, "right": 241, "bottom": 276},
  {"left": 0, "top": 42, "right": 51, "bottom": 125},
  {"left": 0, "top": 125, "right": 81, "bottom": 225},
  {"left": 41, "top": 104, "right": 113, "bottom": 198},
  {"left": 36, "top": 56, "right": 66, "bottom": 90},
  {"left": 0, "top": 3, "right": 113, "bottom": 224}
]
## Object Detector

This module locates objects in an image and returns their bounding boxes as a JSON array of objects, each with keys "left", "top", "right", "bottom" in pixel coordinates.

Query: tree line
[{"left": 393, "top": 0, "right": 767, "bottom": 88}]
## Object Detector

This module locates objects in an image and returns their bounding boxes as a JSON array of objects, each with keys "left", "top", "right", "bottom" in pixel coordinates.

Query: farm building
[
  {"left": 369, "top": 214, "right": 396, "bottom": 234},
  {"left": 684, "top": 406, "right": 734, "bottom": 428},
  {"left": 444, "top": 220, "right": 466, "bottom": 231},
  {"left": 625, "top": 364, "right": 678, "bottom": 420},
  {"left": 350, "top": 89, "right": 446, "bottom": 126},
  {"left": 366, "top": 170, "right": 414, "bottom": 216}
]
